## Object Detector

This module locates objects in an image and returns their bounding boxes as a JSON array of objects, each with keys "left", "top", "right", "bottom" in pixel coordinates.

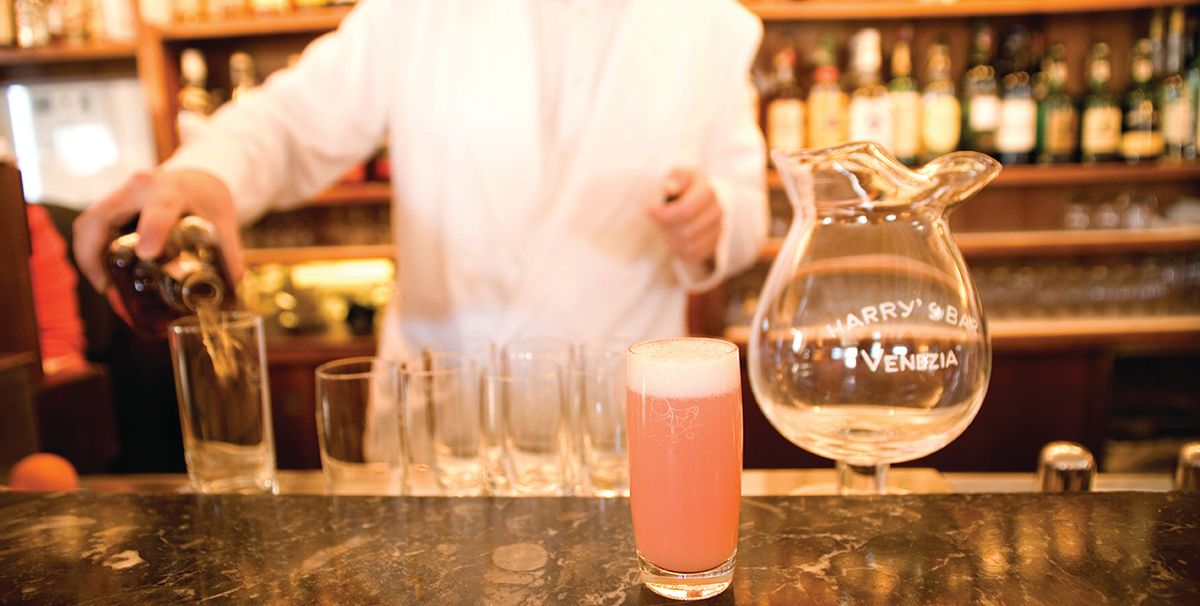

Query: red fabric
[{"left": 26, "top": 204, "right": 86, "bottom": 367}]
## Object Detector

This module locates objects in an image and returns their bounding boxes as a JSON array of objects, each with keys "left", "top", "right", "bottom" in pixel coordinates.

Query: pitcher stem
[{"left": 836, "top": 461, "right": 889, "bottom": 495}]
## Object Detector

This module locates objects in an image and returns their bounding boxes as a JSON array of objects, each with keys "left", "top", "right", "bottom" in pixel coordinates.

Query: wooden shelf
[
  {"left": 0, "top": 42, "right": 137, "bottom": 66},
  {"left": 723, "top": 315, "right": 1200, "bottom": 351},
  {"left": 242, "top": 244, "right": 393, "bottom": 265},
  {"left": 758, "top": 225, "right": 1200, "bottom": 260},
  {"left": 744, "top": 0, "right": 1194, "bottom": 20},
  {"left": 767, "top": 162, "right": 1200, "bottom": 190},
  {"left": 153, "top": 6, "right": 352, "bottom": 41},
  {"left": 309, "top": 182, "right": 391, "bottom": 207}
]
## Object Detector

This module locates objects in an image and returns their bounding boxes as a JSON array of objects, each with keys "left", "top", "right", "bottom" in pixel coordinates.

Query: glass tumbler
[
  {"left": 169, "top": 312, "right": 277, "bottom": 494},
  {"left": 315, "top": 357, "right": 405, "bottom": 496}
]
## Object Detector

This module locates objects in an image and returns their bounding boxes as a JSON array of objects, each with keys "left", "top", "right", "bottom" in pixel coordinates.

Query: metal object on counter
[
  {"left": 1037, "top": 441, "right": 1096, "bottom": 492},
  {"left": 1174, "top": 442, "right": 1200, "bottom": 491}
]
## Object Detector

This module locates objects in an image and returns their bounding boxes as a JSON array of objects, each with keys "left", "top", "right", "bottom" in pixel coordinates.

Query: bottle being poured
[{"left": 104, "top": 216, "right": 241, "bottom": 382}]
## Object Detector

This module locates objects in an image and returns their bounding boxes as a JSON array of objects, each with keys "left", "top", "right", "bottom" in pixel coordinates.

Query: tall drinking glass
[
  {"left": 402, "top": 361, "right": 486, "bottom": 496},
  {"left": 627, "top": 338, "right": 742, "bottom": 601},
  {"left": 168, "top": 312, "right": 277, "bottom": 494},
  {"left": 315, "top": 357, "right": 405, "bottom": 496},
  {"left": 573, "top": 341, "right": 629, "bottom": 496},
  {"left": 485, "top": 360, "right": 569, "bottom": 496}
]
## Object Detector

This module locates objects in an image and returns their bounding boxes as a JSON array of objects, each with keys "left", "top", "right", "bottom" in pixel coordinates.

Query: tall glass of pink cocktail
[{"left": 626, "top": 338, "right": 742, "bottom": 601}]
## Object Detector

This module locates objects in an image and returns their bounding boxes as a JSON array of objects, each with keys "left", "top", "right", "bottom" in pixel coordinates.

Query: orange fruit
[{"left": 8, "top": 453, "right": 79, "bottom": 492}]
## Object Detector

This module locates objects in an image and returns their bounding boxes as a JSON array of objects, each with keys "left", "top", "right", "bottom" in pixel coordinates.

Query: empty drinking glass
[
  {"left": 573, "top": 340, "right": 630, "bottom": 496},
  {"left": 486, "top": 360, "right": 569, "bottom": 496},
  {"left": 315, "top": 357, "right": 405, "bottom": 496},
  {"left": 402, "top": 361, "right": 486, "bottom": 496}
]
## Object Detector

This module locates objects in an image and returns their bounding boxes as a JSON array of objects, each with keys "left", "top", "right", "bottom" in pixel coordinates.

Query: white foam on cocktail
[{"left": 627, "top": 338, "right": 740, "bottom": 398}]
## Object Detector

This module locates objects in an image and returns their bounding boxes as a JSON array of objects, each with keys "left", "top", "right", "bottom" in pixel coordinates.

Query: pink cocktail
[{"left": 626, "top": 338, "right": 742, "bottom": 601}]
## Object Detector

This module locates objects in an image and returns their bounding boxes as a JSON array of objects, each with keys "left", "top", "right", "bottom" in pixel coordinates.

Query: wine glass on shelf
[{"left": 748, "top": 142, "right": 1000, "bottom": 495}]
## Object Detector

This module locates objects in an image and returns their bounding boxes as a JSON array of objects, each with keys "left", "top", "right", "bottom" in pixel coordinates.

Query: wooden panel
[
  {"left": 0, "top": 163, "right": 41, "bottom": 381},
  {"left": 310, "top": 182, "right": 392, "bottom": 207},
  {"left": 153, "top": 6, "right": 351, "bottom": 41},
  {"left": 0, "top": 354, "right": 40, "bottom": 477},
  {"left": 759, "top": 226, "right": 1200, "bottom": 260},
  {"left": 242, "top": 244, "right": 393, "bottom": 266},
  {"left": 0, "top": 43, "right": 137, "bottom": 65},
  {"left": 740, "top": 349, "right": 1113, "bottom": 471},
  {"left": 746, "top": 0, "right": 1195, "bottom": 21},
  {"left": 768, "top": 163, "right": 1200, "bottom": 191},
  {"left": 725, "top": 315, "right": 1200, "bottom": 351}
]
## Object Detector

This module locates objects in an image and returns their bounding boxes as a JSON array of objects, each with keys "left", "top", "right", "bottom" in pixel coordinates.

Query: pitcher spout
[{"left": 918, "top": 152, "right": 1002, "bottom": 212}]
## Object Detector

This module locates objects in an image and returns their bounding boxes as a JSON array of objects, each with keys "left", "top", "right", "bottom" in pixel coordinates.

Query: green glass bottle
[
  {"left": 1080, "top": 42, "right": 1122, "bottom": 164},
  {"left": 922, "top": 40, "right": 961, "bottom": 162},
  {"left": 996, "top": 27, "right": 1036, "bottom": 165},
  {"left": 961, "top": 22, "right": 1000, "bottom": 155},
  {"left": 1036, "top": 43, "right": 1077, "bottom": 164},
  {"left": 1160, "top": 6, "right": 1195, "bottom": 160},
  {"left": 889, "top": 28, "right": 921, "bottom": 165},
  {"left": 1122, "top": 38, "right": 1164, "bottom": 164},
  {"left": 1188, "top": 16, "right": 1200, "bottom": 158}
]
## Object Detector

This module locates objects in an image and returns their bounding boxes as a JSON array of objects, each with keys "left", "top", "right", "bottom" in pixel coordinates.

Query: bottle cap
[
  {"left": 1174, "top": 442, "right": 1200, "bottom": 491},
  {"left": 1036, "top": 441, "right": 1095, "bottom": 492}
]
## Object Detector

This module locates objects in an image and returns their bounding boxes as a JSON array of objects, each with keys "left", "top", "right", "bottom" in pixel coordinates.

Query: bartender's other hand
[
  {"left": 73, "top": 169, "right": 242, "bottom": 292},
  {"left": 646, "top": 168, "right": 722, "bottom": 265}
]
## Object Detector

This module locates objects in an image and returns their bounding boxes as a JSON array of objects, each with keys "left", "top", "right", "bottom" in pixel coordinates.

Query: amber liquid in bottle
[{"left": 104, "top": 216, "right": 235, "bottom": 340}]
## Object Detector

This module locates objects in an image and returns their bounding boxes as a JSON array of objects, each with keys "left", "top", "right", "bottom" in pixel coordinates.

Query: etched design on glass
[{"left": 648, "top": 397, "right": 701, "bottom": 443}]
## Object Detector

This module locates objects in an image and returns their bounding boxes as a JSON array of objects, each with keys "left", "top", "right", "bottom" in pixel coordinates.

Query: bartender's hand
[
  {"left": 73, "top": 169, "right": 243, "bottom": 292},
  {"left": 646, "top": 168, "right": 723, "bottom": 265}
]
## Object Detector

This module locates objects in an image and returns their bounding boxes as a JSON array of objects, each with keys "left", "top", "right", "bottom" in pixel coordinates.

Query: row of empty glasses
[{"left": 316, "top": 338, "right": 630, "bottom": 497}]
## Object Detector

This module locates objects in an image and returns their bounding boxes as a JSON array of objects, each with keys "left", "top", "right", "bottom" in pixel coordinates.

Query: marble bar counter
[{"left": 2, "top": 492, "right": 1198, "bottom": 605}]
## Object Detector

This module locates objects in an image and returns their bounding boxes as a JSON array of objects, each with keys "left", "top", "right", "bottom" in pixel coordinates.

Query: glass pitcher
[{"left": 748, "top": 142, "right": 1001, "bottom": 494}]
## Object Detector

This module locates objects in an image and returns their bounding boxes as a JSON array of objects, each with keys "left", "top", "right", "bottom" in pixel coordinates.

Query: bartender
[{"left": 73, "top": 0, "right": 768, "bottom": 360}]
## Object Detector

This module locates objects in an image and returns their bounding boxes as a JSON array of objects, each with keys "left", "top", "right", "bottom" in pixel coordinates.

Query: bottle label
[
  {"left": 968, "top": 95, "right": 1000, "bottom": 131},
  {"left": 1121, "top": 130, "right": 1164, "bottom": 158},
  {"left": 922, "top": 95, "right": 961, "bottom": 155},
  {"left": 1081, "top": 106, "right": 1122, "bottom": 154},
  {"left": 849, "top": 95, "right": 894, "bottom": 150},
  {"left": 767, "top": 99, "right": 805, "bottom": 152},
  {"left": 1162, "top": 97, "right": 1195, "bottom": 146},
  {"left": 891, "top": 91, "right": 921, "bottom": 158},
  {"left": 996, "top": 98, "right": 1036, "bottom": 153},
  {"left": 1044, "top": 106, "right": 1078, "bottom": 155},
  {"left": 808, "top": 90, "right": 848, "bottom": 148}
]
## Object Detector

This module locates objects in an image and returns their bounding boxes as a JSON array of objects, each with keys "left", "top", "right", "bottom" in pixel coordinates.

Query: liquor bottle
[
  {"left": 765, "top": 46, "right": 805, "bottom": 153},
  {"left": 848, "top": 28, "right": 893, "bottom": 151},
  {"left": 996, "top": 28, "right": 1037, "bottom": 164},
  {"left": 1149, "top": 8, "right": 1166, "bottom": 78},
  {"left": 1035, "top": 43, "right": 1077, "bottom": 164},
  {"left": 1189, "top": 17, "right": 1200, "bottom": 156},
  {"left": 229, "top": 52, "right": 258, "bottom": 103},
  {"left": 177, "top": 48, "right": 214, "bottom": 145},
  {"left": 889, "top": 28, "right": 921, "bottom": 165},
  {"left": 921, "top": 40, "right": 961, "bottom": 162},
  {"left": 1160, "top": 6, "right": 1195, "bottom": 160},
  {"left": 961, "top": 22, "right": 1000, "bottom": 155},
  {"left": 0, "top": 0, "right": 15, "bottom": 46},
  {"left": 1122, "top": 38, "right": 1163, "bottom": 164},
  {"left": 104, "top": 217, "right": 236, "bottom": 339},
  {"left": 807, "top": 35, "right": 848, "bottom": 149},
  {"left": 1080, "top": 42, "right": 1123, "bottom": 163},
  {"left": 14, "top": 0, "right": 50, "bottom": 48},
  {"left": 1029, "top": 31, "right": 1049, "bottom": 103}
]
